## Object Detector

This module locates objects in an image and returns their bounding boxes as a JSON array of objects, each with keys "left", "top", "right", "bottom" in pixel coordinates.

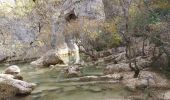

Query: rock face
[
  {"left": 49, "top": 0, "right": 105, "bottom": 64},
  {"left": 0, "top": 66, "right": 36, "bottom": 99},
  {"left": 61, "top": 0, "right": 105, "bottom": 20},
  {"left": 0, "top": 52, "right": 7, "bottom": 63},
  {"left": 102, "top": 0, "right": 122, "bottom": 20},
  {"left": 31, "top": 0, "right": 106, "bottom": 66},
  {"left": 0, "top": 0, "right": 105, "bottom": 62}
]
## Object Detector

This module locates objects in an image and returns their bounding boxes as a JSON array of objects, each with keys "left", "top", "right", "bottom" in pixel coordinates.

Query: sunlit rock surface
[
  {"left": 31, "top": 50, "right": 66, "bottom": 67},
  {"left": 0, "top": 65, "right": 36, "bottom": 99},
  {"left": 4, "top": 65, "right": 20, "bottom": 75},
  {"left": 0, "top": 0, "right": 105, "bottom": 62}
]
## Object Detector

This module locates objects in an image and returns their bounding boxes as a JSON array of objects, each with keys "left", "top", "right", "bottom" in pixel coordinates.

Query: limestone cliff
[{"left": 0, "top": 0, "right": 106, "bottom": 62}]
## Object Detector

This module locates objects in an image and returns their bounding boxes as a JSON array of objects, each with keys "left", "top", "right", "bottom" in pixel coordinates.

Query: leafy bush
[{"left": 64, "top": 19, "right": 122, "bottom": 51}]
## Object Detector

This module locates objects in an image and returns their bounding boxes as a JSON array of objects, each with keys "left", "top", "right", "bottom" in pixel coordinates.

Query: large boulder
[
  {"left": 103, "top": 56, "right": 152, "bottom": 74},
  {"left": 31, "top": 40, "right": 81, "bottom": 67},
  {"left": 0, "top": 74, "right": 36, "bottom": 99},
  {"left": 3, "top": 65, "right": 23, "bottom": 80},
  {"left": 123, "top": 78, "right": 155, "bottom": 91},
  {"left": 122, "top": 71, "right": 170, "bottom": 91},
  {"left": 0, "top": 65, "right": 36, "bottom": 99},
  {"left": 4, "top": 65, "right": 20, "bottom": 75},
  {"left": 31, "top": 49, "right": 69, "bottom": 67}
]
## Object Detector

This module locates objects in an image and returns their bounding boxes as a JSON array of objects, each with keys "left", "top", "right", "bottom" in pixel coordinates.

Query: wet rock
[
  {"left": 4, "top": 65, "right": 20, "bottom": 75},
  {"left": 0, "top": 66, "right": 36, "bottom": 99},
  {"left": 3, "top": 65, "right": 23, "bottom": 80},
  {"left": 0, "top": 75, "right": 36, "bottom": 99},
  {"left": 64, "top": 65, "right": 82, "bottom": 78}
]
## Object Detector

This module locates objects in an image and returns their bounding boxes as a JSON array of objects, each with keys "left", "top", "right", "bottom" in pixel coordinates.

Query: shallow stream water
[{"left": 0, "top": 64, "right": 132, "bottom": 100}]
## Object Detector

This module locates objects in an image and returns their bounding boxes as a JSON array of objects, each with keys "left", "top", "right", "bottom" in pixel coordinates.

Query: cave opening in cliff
[{"left": 65, "top": 11, "right": 77, "bottom": 22}]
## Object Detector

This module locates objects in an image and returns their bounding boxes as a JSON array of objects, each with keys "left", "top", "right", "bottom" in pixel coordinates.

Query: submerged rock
[{"left": 64, "top": 65, "right": 82, "bottom": 78}]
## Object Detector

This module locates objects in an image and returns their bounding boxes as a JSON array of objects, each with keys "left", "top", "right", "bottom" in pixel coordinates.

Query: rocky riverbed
[
  {"left": 0, "top": 64, "right": 130, "bottom": 100},
  {"left": 0, "top": 63, "right": 170, "bottom": 100}
]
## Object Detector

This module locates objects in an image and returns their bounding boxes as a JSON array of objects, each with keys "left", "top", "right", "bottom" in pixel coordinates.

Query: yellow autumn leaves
[{"left": 64, "top": 18, "right": 122, "bottom": 50}]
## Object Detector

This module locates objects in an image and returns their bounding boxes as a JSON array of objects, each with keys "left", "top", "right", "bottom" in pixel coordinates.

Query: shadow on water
[{"left": 0, "top": 64, "right": 131, "bottom": 100}]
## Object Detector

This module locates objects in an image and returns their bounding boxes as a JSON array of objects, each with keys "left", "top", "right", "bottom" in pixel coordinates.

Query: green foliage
[
  {"left": 148, "top": 12, "right": 161, "bottom": 24},
  {"left": 127, "top": 0, "right": 170, "bottom": 72},
  {"left": 128, "top": 0, "right": 170, "bottom": 37},
  {"left": 93, "top": 21, "right": 122, "bottom": 51},
  {"left": 64, "top": 19, "right": 122, "bottom": 51},
  {"left": 84, "top": 20, "right": 122, "bottom": 51}
]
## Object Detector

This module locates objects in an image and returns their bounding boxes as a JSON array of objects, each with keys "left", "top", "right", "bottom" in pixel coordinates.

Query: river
[{"left": 0, "top": 63, "right": 132, "bottom": 100}]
